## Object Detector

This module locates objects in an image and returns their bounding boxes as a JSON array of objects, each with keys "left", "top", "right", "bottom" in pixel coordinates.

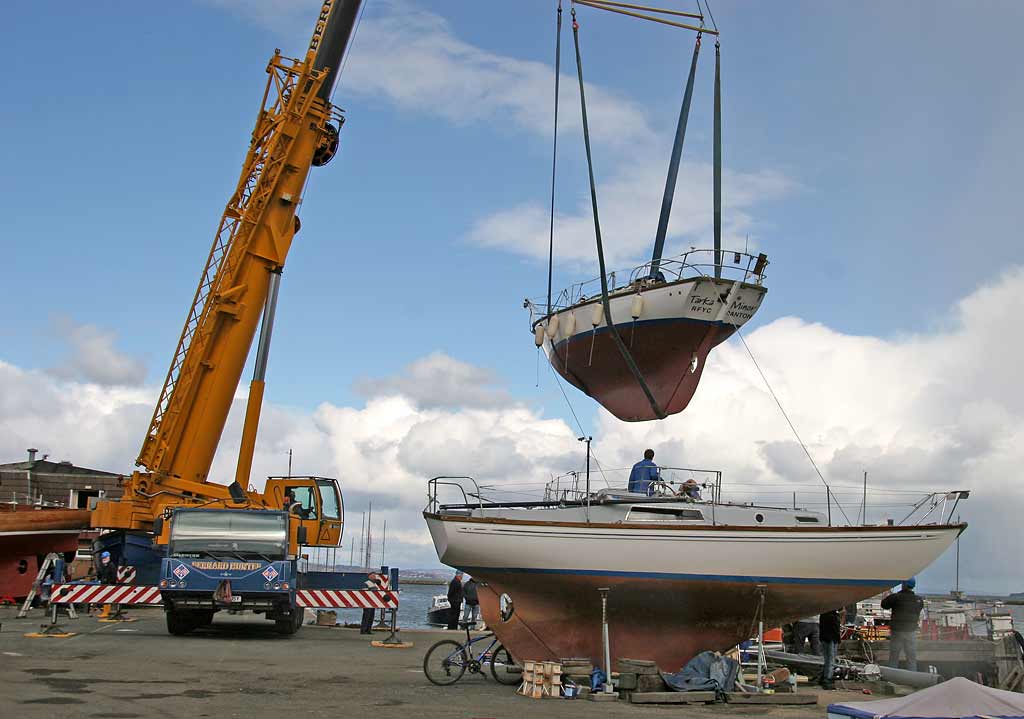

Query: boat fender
[
  {"left": 630, "top": 293, "right": 644, "bottom": 320},
  {"left": 564, "top": 312, "right": 576, "bottom": 337},
  {"left": 590, "top": 303, "right": 604, "bottom": 327},
  {"left": 534, "top": 324, "right": 545, "bottom": 347},
  {"left": 546, "top": 313, "right": 560, "bottom": 339}
]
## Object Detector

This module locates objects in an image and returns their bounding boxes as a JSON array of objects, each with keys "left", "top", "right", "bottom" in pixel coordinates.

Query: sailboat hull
[{"left": 543, "top": 276, "right": 766, "bottom": 421}]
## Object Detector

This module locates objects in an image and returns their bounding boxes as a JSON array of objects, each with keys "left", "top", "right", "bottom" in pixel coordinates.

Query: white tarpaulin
[{"left": 828, "top": 677, "right": 1024, "bottom": 719}]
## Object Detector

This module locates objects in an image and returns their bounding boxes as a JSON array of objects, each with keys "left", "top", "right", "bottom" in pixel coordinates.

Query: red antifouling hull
[
  {"left": 551, "top": 319, "right": 736, "bottom": 422},
  {"left": 476, "top": 571, "right": 883, "bottom": 671}
]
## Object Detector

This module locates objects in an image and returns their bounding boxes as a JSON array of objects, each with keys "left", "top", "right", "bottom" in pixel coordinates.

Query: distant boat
[
  {"left": 426, "top": 594, "right": 450, "bottom": 626},
  {"left": 528, "top": 250, "right": 768, "bottom": 421},
  {"left": 425, "top": 476, "right": 964, "bottom": 670}
]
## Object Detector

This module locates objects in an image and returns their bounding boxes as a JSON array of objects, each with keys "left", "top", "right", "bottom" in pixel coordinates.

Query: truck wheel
[
  {"left": 276, "top": 608, "right": 303, "bottom": 636},
  {"left": 166, "top": 610, "right": 192, "bottom": 636}
]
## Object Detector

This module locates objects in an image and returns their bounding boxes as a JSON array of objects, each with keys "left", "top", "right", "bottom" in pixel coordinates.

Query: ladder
[{"left": 17, "top": 553, "right": 77, "bottom": 619}]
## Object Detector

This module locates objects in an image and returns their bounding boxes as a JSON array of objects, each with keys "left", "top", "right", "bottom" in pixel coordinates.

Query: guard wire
[{"left": 735, "top": 328, "right": 853, "bottom": 525}]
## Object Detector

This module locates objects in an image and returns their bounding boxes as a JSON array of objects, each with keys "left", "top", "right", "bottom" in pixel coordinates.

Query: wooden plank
[
  {"left": 631, "top": 691, "right": 717, "bottom": 704},
  {"left": 726, "top": 692, "right": 817, "bottom": 705}
]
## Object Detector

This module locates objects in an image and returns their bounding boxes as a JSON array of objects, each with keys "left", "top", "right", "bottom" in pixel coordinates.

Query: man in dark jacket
[
  {"left": 446, "top": 571, "right": 464, "bottom": 630},
  {"left": 462, "top": 577, "right": 480, "bottom": 626},
  {"left": 819, "top": 608, "right": 843, "bottom": 690},
  {"left": 881, "top": 578, "right": 925, "bottom": 671}
]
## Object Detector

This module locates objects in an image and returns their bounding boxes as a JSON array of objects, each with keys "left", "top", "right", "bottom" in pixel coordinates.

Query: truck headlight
[
  {"left": 281, "top": 582, "right": 289, "bottom": 590},
  {"left": 168, "top": 580, "right": 177, "bottom": 588},
  {"left": 273, "top": 582, "right": 281, "bottom": 590},
  {"left": 264, "top": 582, "right": 271, "bottom": 590},
  {"left": 160, "top": 579, "right": 168, "bottom": 588},
  {"left": 178, "top": 580, "right": 186, "bottom": 588}
]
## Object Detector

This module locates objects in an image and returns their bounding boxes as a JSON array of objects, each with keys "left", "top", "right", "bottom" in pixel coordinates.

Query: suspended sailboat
[{"left": 527, "top": 0, "right": 769, "bottom": 422}]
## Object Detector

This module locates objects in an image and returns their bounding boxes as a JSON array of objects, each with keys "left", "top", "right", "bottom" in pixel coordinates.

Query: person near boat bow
[
  {"left": 446, "top": 570, "right": 464, "bottom": 630},
  {"left": 628, "top": 449, "right": 660, "bottom": 496},
  {"left": 819, "top": 607, "right": 844, "bottom": 690},
  {"left": 881, "top": 577, "right": 924, "bottom": 671}
]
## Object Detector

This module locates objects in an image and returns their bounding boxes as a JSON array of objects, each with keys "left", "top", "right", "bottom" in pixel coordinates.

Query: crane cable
[
  {"left": 570, "top": 6, "right": 667, "bottom": 420},
  {"left": 545, "top": 1, "right": 564, "bottom": 318}
]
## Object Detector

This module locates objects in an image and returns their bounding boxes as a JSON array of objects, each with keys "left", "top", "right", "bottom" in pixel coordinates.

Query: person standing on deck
[
  {"left": 819, "top": 608, "right": 843, "bottom": 690},
  {"left": 446, "top": 571, "right": 464, "bottom": 630},
  {"left": 628, "top": 449, "right": 660, "bottom": 496},
  {"left": 881, "top": 578, "right": 925, "bottom": 671}
]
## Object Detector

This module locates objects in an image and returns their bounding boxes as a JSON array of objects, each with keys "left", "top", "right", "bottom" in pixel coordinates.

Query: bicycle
[{"left": 422, "top": 622, "right": 521, "bottom": 686}]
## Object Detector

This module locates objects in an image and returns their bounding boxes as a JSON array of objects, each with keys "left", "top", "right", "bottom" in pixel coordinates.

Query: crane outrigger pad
[{"left": 529, "top": 250, "right": 767, "bottom": 421}]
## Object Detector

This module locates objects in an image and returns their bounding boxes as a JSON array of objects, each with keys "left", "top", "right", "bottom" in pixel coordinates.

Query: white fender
[
  {"left": 564, "top": 312, "right": 577, "bottom": 337},
  {"left": 591, "top": 303, "right": 604, "bottom": 327},
  {"left": 534, "top": 324, "right": 545, "bottom": 347},
  {"left": 546, "top": 313, "right": 560, "bottom": 339},
  {"left": 631, "top": 293, "right": 644, "bottom": 320}
]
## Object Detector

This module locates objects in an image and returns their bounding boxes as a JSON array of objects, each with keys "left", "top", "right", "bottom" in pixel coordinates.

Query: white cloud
[
  {"left": 354, "top": 351, "right": 511, "bottom": 409},
  {"left": 48, "top": 317, "right": 147, "bottom": 387},
  {"left": 471, "top": 157, "right": 798, "bottom": 267}
]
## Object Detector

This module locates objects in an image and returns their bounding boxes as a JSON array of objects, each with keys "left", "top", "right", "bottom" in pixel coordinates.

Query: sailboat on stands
[
  {"left": 525, "top": 0, "right": 767, "bottom": 422},
  {"left": 427, "top": 0, "right": 970, "bottom": 674}
]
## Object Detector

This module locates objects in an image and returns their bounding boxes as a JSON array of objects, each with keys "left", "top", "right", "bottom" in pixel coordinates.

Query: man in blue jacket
[
  {"left": 881, "top": 578, "right": 925, "bottom": 671},
  {"left": 628, "top": 449, "right": 660, "bottom": 496}
]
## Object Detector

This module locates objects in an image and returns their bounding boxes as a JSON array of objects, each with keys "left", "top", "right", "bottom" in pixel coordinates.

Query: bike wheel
[
  {"left": 423, "top": 640, "right": 468, "bottom": 686},
  {"left": 489, "top": 643, "right": 522, "bottom": 685}
]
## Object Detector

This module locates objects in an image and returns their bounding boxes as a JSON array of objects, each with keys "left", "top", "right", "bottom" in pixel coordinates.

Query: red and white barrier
[
  {"left": 50, "top": 583, "right": 400, "bottom": 609},
  {"left": 51, "top": 584, "right": 162, "bottom": 605},
  {"left": 296, "top": 589, "right": 398, "bottom": 609}
]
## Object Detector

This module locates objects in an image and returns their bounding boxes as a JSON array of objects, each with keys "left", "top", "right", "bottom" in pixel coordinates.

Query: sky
[{"left": 2, "top": 1, "right": 1022, "bottom": 593}]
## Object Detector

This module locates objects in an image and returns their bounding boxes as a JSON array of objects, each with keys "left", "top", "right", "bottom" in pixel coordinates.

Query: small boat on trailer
[
  {"left": 424, "top": 475, "right": 967, "bottom": 671},
  {"left": 527, "top": 249, "right": 768, "bottom": 421}
]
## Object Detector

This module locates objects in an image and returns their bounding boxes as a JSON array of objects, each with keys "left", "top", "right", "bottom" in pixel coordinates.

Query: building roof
[{"left": 0, "top": 458, "right": 121, "bottom": 477}]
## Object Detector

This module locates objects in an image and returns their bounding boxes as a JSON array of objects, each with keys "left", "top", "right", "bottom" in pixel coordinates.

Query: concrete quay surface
[{"left": 1, "top": 606, "right": 869, "bottom": 718}]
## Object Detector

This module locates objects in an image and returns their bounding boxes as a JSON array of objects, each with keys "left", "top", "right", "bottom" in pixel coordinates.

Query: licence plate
[{"left": 231, "top": 595, "right": 242, "bottom": 603}]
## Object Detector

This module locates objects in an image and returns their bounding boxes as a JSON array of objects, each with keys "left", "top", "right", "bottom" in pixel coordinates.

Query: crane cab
[{"left": 264, "top": 476, "right": 344, "bottom": 548}]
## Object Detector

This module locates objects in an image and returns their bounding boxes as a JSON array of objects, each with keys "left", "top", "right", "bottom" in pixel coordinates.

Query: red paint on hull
[
  {"left": 476, "top": 571, "right": 886, "bottom": 671},
  {"left": 0, "top": 507, "right": 89, "bottom": 598},
  {"left": 551, "top": 320, "right": 735, "bottom": 421}
]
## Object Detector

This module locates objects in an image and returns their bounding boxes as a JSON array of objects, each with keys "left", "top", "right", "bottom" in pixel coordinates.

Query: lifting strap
[
  {"left": 570, "top": 8, "right": 666, "bottom": 420},
  {"left": 546, "top": 1, "right": 564, "bottom": 316},
  {"left": 713, "top": 40, "right": 722, "bottom": 278},
  {"left": 650, "top": 32, "right": 702, "bottom": 278}
]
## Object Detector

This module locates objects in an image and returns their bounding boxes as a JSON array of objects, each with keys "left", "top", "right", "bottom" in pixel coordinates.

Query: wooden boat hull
[
  {"left": 0, "top": 508, "right": 91, "bottom": 599},
  {"left": 541, "top": 276, "right": 766, "bottom": 422}
]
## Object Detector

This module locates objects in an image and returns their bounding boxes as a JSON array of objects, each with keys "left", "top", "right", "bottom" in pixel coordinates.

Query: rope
[
  {"left": 546, "top": 1, "right": 564, "bottom": 317},
  {"left": 734, "top": 328, "right": 853, "bottom": 525},
  {"left": 546, "top": 361, "right": 611, "bottom": 487},
  {"left": 570, "top": 8, "right": 667, "bottom": 420}
]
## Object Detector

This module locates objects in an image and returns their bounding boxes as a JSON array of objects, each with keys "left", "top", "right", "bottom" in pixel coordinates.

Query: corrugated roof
[{"left": 0, "top": 459, "right": 121, "bottom": 476}]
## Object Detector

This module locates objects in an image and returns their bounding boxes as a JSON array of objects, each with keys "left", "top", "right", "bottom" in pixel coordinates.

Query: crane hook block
[{"left": 312, "top": 122, "right": 341, "bottom": 166}]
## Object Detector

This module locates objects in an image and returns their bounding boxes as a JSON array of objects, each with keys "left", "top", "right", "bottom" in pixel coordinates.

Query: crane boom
[{"left": 92, "top": 0, "right": 362, "bottom": 533}]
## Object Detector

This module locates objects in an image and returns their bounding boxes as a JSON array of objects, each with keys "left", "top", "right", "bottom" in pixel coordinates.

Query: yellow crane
[{"left": 91, "top": 0, "right": 364, "bottom": 558}]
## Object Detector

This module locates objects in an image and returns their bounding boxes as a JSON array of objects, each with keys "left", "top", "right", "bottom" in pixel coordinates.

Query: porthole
[
  {"left": 499, "top": 593, "right": 515, "bottom": 622},
  {"left": 17, "top": 559, "right": 28, "bottom": 574},
  {"left": 755, "top": 513, "right": 765, "bottom": 524}
]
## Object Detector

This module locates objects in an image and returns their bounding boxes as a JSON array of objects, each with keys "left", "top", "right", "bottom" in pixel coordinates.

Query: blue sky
[{"left": 2, "top": 1, "right": 1023, "bottom": 589}]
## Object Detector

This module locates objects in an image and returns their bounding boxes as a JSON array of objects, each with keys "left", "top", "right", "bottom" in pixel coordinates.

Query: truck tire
[
  {"left": 275, "top": 607, "right": 303, "bottom": 636},
  {"left": 166, "top": 610, "right": 193, "bottom": 636}
]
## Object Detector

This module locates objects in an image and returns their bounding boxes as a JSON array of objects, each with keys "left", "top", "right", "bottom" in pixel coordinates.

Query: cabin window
[
  {"left": 628, "top": 507, "right": 704, "bottom": 521},
  {"left": 755, "top": 513, "right": 765, "bottom": 523},
  {"left": 796, "top": 516, "right": 819, "bottom": 523}
]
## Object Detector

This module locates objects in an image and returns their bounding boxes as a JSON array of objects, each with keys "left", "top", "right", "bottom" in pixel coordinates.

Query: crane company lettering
[{"left": 191, "top": 561, "right": 262, "bottom": 572}]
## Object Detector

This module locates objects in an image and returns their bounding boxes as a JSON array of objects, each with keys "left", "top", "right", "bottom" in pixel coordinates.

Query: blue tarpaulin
[{"left": 660, "top": 651, "right": 740, "bottom": 694}]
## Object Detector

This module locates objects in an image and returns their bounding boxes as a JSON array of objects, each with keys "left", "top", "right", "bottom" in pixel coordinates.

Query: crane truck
[{"left": 50, "top": 0, "right": 400, "bottom": 635}]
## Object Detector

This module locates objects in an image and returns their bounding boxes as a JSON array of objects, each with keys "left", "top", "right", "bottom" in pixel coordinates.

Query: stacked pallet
[
  {"left": 517, "top": 660, "right": 562, "bottom": 699},
  {"left": 560, "top": 657, "right": 594, "bottom": 687}
]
